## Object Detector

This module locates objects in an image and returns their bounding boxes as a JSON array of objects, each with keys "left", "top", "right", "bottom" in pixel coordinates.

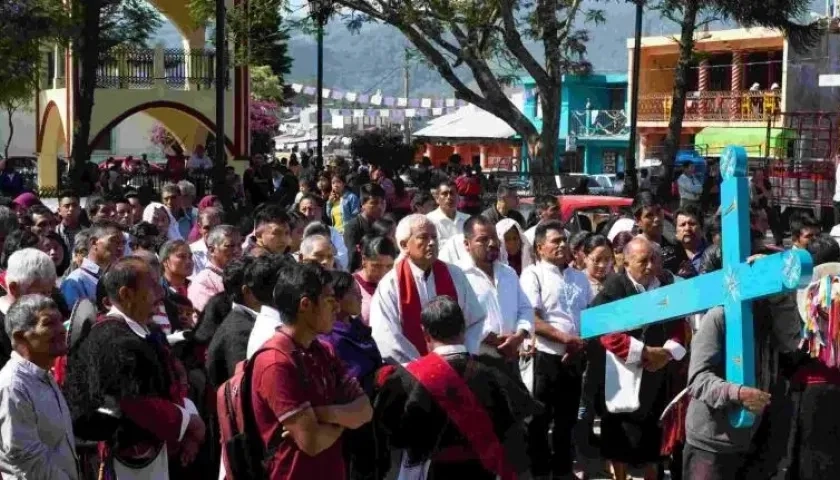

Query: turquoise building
[{"left": 521, "top": 73, "right": 629, "bottom": 174}]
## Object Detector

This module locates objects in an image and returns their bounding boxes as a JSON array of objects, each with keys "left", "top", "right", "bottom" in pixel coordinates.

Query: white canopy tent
[{"left": 413, "top": 105, "right": 516, "bottom": 140}]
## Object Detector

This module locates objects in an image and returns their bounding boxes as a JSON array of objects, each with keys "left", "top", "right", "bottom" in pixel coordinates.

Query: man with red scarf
[
  {"left": 375, "top": 296, "right": 537, "bottom": 479},
  {"left": 369, "top": 214, "right": 486, "bottom": 364}
]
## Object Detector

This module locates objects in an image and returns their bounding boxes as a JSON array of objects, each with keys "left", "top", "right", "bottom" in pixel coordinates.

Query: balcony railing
[
  {"left": 48, "top": 46, "right": 230, "bottom": 91},
  {"left": 638, "top": 90, "right": 781, "bottom": 122},
  {"left": 570, "top": 109, "right": 628, "bottom": 137}
]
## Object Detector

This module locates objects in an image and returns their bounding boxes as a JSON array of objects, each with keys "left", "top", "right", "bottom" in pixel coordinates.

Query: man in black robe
[
  {"left": 64, "top": 257, "right": 206, "bottom": 479},
  {"left": 589, "top": 238, "right": 688, "bottom": 480},
  {"left": 375, "top": 296, "right": 539, "bottom": 479}
]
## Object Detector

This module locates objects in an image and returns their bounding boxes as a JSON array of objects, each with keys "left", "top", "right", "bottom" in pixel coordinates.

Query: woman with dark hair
[
  {"left": 570, "top": 231, "right": 592, "bottom": 270},
  {"left": 354, "top": 235, "right": 398, "bottom": 326},
  {"left": 160, "top": 240, "right": 193, "bottom": 298},
  {"left": 319, "top": 270, "right": 385, "bottom": 479},
  {"left": 41, "top": 231, "right": 71, "bottom": 279},
  {"left": 128, "top": 221, "right": 163, "bottom": 254},
  {"left": 327, "top": 172, "right": 361, "bottom": 233},
  {"left": 611, "top": 230, "right": 635, "bottom": 273},
  {"left": 582, "top": 234, "right": 614, "bottom": 297},
  {"left": 1, "top": 229, "right": 40, "bottom": 270}
]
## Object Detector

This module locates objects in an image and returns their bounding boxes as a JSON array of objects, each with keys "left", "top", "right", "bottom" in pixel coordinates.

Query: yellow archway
[{"left": 37, "top": 101, "right": 67, "bottom": 192}]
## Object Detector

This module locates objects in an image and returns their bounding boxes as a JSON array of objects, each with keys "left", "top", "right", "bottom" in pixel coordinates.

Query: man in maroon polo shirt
[{"left": 251, "top": 262, "right": 373, "bottom": 479}]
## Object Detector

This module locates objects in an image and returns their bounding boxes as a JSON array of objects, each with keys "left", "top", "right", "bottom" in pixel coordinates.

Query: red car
[{"left": 520, "top": 195, "right": 634, "bottom": 233}]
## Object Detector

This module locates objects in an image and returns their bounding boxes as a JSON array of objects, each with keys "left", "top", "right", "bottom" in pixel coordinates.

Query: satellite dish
[{"left": 66, "top": 298, "right": 98, "bottom": 353}]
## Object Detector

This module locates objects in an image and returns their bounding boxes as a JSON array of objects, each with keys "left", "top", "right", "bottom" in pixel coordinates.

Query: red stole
[
  {"left": 406, "top": 353, "right": 517, "bottom": 480},
  {"left": 397, "top": 259, "right": 457, "bottom": 356}
]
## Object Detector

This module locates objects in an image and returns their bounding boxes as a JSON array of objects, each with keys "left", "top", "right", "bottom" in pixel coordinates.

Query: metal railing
[
  {"left": 50, "top": 46, "right": 230, "bottom": 91},
  {"left": 638, "top": 90, "right": 781, "bottom": 122},
  {"left": 570, "top": 109, "right": 629, "bottom": 137}
]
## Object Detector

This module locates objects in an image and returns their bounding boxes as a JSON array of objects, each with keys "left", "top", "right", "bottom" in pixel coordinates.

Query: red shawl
[
  {"left": 406, "top": 354, "right": 517, "bottom": 479},
  {"left": 397, "top": 258, "right": 457, "bottom": 356}
]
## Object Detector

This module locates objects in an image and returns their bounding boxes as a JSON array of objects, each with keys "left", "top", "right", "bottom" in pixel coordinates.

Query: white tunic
[
  {"left": 457, "top": 258, "right": 533, "bottom": 338},
  {"left": 426, "top": 208, "right": 470, "bottom": 245},
  {"left": 369, "top": 259, "right": 486, "bottom": 364},
  {"left": 519, "top": 261, "right": 591, "bottom": 356},
  {"left": 438, "top": 234, "right": 469, "bottom": 265}
]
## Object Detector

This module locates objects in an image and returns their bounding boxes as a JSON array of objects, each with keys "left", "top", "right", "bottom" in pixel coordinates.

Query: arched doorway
[
  {"left": 88, "top": 100, "right": 236, "bottom": 159},
  {"left": 36, "top": 101, "right": 68, "bottom": 192}
]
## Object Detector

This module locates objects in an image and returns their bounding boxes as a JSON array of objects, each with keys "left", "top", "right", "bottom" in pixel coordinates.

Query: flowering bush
[
  {"left": 149, "top": 123, "right": 178, "bottom": 152},
  {"left": 251, "top": 99, "right": 280, "bottom": 135}
]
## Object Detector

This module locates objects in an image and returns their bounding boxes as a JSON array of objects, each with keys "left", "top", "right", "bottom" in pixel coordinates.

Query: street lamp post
[
  {"left": 214, "top": 0, "right": 227, "bottom": 200},
  {"left": 309, "top": 0, "right": 331, "bottom": 162},
  {"left": 625, "top": 0, "right": 644, "bottom": 195}
]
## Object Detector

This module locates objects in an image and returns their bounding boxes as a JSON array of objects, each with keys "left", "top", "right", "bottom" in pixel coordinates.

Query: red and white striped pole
[
  {"left": 730, "top": 51, "right": 743, "bottom": 119},
  {"left": 699, "top": 59, "right": 710, "bottom": 116}
]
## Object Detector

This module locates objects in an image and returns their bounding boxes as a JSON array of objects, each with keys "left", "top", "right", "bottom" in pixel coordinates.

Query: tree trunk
[
  {"left": 4, "top": 107, "right": 14, "bottom": 159},
  {"left": 536, "top": 83, "right": 561, "bottom": 194},
  {"left": 659, "top": 0, "right": 699, "bottom": 201},
  {"left": 69, "top": 1, "right": 102, "bottom": 192}
]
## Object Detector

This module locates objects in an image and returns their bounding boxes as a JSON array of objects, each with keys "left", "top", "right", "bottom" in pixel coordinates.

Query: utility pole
[
  {"left": 316, "top": 13, "right": 324, "bottom": 161},
  {"left": 624, "top": 0, "right": 644, "bottom": 196},
  {"left": 403, "top": 48, "right": 411, "bottom": 144}
]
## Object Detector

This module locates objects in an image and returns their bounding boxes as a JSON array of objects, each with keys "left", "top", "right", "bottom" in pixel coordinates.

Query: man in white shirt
[
  {"left": 187, "top": 145, "right": 212, "bottom": 171},
  {"left": 677, "top": 162, "right": 703, "bottom": 210},
  {"left": 457, "top": 216, "right": 532, "bottom": 374},
  {"left": 438, "top": 233, "right": 469, "bottom": 264},
  {"left": 519, "top": 219, "right": 592, "bottom": 479},
  {"left": 524, "top": 194, "right": 563, "bottom": 246},
  {"left": 369, "top": 214, "right": 486, "bottom": 365},
  {"left": 190, "top": 207, "right": 222, "bottom": 276},
  {"left": 426, "top": 180, "right": 470, "bottom": 245}
]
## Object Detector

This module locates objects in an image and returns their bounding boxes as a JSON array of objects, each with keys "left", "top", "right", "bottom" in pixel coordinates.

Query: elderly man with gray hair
[
  {"left": 369, "top": 213, "right": 486, "bottom": 364},
  {"left": 0, "top": 249, "right": 59, "bottom": 370},
  {"left": 591, "top": 236, "right": 689, "bottom": 480},
  {"left": 188, "top": 224, "right": 242, "bottom": 312},
  {"left": 189, "top": 206, "right": 222, "bottom": 275},
  {"left": 0, "top": 294, "right": 77, "bottom": 479}
]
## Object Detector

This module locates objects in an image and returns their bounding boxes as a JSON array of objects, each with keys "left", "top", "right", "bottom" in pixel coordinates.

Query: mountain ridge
[{"left": 155, "top": 1, "right": 825, "bottom": 96}]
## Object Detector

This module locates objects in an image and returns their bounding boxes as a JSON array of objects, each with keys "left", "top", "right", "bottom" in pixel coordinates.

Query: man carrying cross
[
  {"left": 683, "top": 258, "right": 804, "bottom": 479},
  {"left": 591, "top": 237, "right": 688, "bottom": 480}
]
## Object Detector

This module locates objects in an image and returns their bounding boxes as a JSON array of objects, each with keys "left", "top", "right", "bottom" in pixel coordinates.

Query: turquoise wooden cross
[{"left": 581, "top": 146, "right": 814, "bottom": 427}]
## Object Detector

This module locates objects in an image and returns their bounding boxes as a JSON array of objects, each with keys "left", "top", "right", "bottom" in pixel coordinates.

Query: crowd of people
[{"left": 0, "top": 149, "right": 836, "bottom": 480}]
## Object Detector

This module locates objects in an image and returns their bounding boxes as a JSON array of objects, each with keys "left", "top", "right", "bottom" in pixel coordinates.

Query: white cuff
[
  {"left": 183, "top": 398, "right": 199, "bottom": 417},
  {"left": 663, "top": 340, "right": 687, "bottom": 361},
  {"left": 626, "top": 337, "right": 645, "bottom": 365},
  {"left": 516, "top": 319, "right": 533, "bottom": 336},
  {"left": 175, "top": 404, "right": 191, "bottom": 441}
]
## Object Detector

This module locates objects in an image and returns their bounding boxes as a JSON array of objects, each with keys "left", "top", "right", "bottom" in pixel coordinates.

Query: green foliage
[
  {"left": 188, "top": 0, "right": 293, "bottom": 77},
  {"left": 330, "top": 0, "right": 604, "bottom": 180},
  {"left": 0, "top": 0, "right": 68, "bottom": 107},
  {"left": 97, "top": 0, "right": 163, "bottom": 50},
  {"left": 350, "top": 129, "right": 416, "bottom": 169},
  {"left": 251, "top": 66, "right": 285, "bottom": 102}
]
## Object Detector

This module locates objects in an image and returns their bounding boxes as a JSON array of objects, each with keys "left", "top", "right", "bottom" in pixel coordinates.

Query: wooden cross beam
[{"left": 580, "top": 146, "right": 814, "bottom": 427}]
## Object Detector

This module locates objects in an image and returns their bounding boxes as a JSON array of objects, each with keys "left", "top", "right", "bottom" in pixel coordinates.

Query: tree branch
[
  {"left": 558, "top": 0, "right": 585, "bottom": 43},
  {"left": 497, "top": 0, "right": 551, "bottom": 86}
]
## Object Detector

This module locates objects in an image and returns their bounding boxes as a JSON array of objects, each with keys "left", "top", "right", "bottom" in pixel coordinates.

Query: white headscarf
[
  {"left": 496, "top": 218, "right": 534, "bottom": 271},
  {"left": 143, "top": 202, "right": 183, "bottom": 241}
]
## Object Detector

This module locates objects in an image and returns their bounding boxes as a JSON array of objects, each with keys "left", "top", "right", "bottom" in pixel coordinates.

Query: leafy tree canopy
[
  {"left": 0, "top": 0, "right": 68, "bottom": 106},
  {"left": 327, "top": 0, "right": 604, "bottom": 185},
  {"left": 251, "top": 65, "right": 286, "bottom": 102},
  {"left": 350, "top": 129, "right": 416, "bottom": 169},
  {"left": 189, "top": 0, "right": 293, "bottom": 76}
]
